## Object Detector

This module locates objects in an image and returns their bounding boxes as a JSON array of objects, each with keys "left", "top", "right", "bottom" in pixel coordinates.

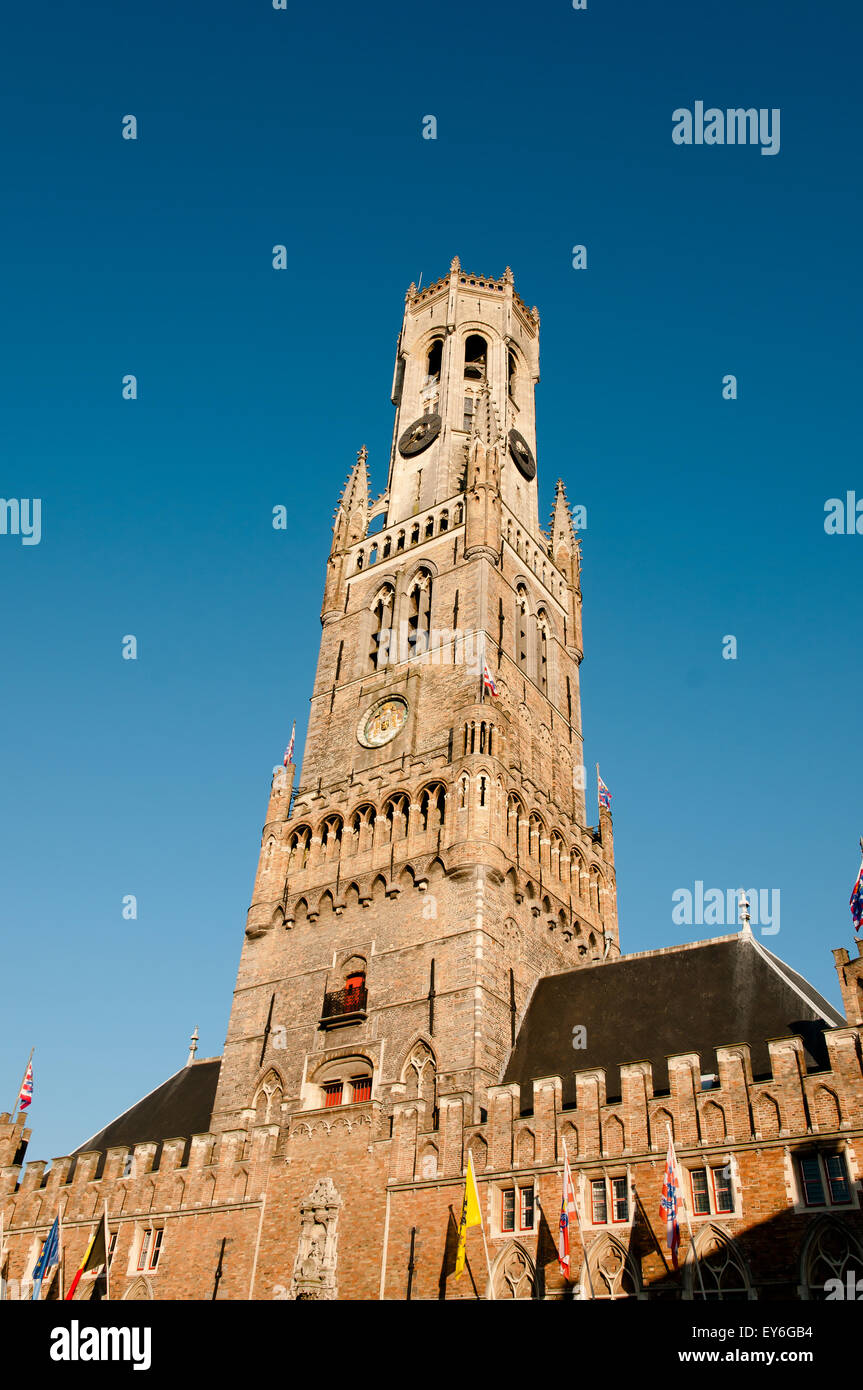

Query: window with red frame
[
  {"left": 690, "top": 1168, "right": 711, "bottom": 1215},
  {"left": 590, "top": 1179, "right": 607, "bottom": 1224},
  {"left": 501, "top": 1188, "right": 516, "bottom": 1232},
  {"left": 712, "top": 1166, "right": 734, "bottom": 1213},
  {"left": 322, "top": 1082, "right": 343, "bottom": 1108},
  {"left": 351, "top": 1075, "right": 372, "bottom": 1103},
  {"left": 519, "top": 1186, "right": 535, "bottom": 1231},
  {"left": 136, "top": 1228, "right": 162, "bottom": 1272},
  {"left": 611, "top": 1177, "right": 629, "bottom": 1222}
]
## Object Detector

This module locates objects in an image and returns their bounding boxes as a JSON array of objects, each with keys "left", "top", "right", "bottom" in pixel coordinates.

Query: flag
[
  {"left": 660, "top": 1136, "right": 681, "bottom": 1270},
  {"left": 65, "top": 1208, "right": 108, "bottom": 1301},
  {"left": 18, "top": 1060, "right": 33, "bottom": 1112},
  {"left": 558, "top": 1148, "right": 578, "bottom": 1278},
  {"left": 851, "top": 859, "right": 863, "bottom": 934},
  {"left": 31, "top": 1217, "right": 60, "bottom": 1301},
  {"left": 481, "top": 662, "right": 498, "bottom": 697},
  {"left": 454, "top": 1153, "right": 483, "bottom": 1280},
  {"left": 597, "top": 770, "right": 612, "bottom": 811},
  {"left": 283, "top": 721, "right": 296, "bottom": 767}
]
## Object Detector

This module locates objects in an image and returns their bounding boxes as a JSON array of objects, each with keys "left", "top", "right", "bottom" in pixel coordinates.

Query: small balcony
[{"left": 320, "top": 983, "right": 368, "bottom": 1029}]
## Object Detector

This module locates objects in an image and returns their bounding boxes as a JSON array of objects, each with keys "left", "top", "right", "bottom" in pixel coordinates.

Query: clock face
[
  {"left": 398, "top": 413, "right": 442, "bottom": 457},
  {"left": 508, "top": 428, "right": 536, "bottom": 481},
  {"left": 357, "top": 696, "right": 409, "bottom": 748}
]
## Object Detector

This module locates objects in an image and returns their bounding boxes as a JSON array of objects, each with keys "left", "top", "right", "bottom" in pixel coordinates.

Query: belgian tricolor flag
[{"left": 65, "top": 1206, "right": 109, "bottom": 1300}]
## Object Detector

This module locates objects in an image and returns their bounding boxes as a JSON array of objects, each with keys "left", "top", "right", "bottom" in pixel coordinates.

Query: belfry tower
[{"left": 210, "top": 258, "right": 619, "bottom": 1136}]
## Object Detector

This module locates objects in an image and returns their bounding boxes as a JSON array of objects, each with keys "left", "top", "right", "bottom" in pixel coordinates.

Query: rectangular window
[
  {"left": 351, "top": 1076, "right": 372, "bottom": 1103},
  {"left": 519, "top": 1187, "right": 535, "bottom": 1231},
  {"left": 611, "top": 1177, "right": 628, "bottom": 1223},
  {"left": 149, "top": 1228, "right": 163, "bottom": 1270},
  {"left": 690, "top": 1169, "right": 710, "bottom": 1216},
  {"left": 799, "top": 1156, "right": 825, "bottom": 1207},
  {"left": 463, "top": 397, "right": 474, "bottom": 432},
  {"left": 136, "top": 1230, "right": 151, "bottom": 1272},
  {"left": 501, "top": 1189, "right": 515, "bottom": 1233},
  {"left": 712, "top": 1167, "right": 734, "bottom": 1214},
  {"left": 323, "top": 1082, "right": 343, "bottom": 1108},
  {"left": 591, "top": 1179, "right": 607, "bottom": 1225},
  {"left": 825, "top": 1154, "right": 851, "bottom": 1205}
]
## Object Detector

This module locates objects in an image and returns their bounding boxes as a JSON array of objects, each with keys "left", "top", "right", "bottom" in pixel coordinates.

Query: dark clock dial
[
  {"left": 508, "top": 428, "right": 536, "bottom": 481},
  {"left": 398, "top": 413, "right": 442, "bottom": 457}
]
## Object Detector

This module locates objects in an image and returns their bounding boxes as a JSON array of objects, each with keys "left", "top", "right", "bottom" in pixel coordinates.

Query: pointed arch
[
  {"left": 603, "top": 1114, "right": 625, "bottom": 1157},
  {"left": 813, "top": 1086, "right": 841, "bottom": 1131},
  {"left": 583, "top": 1233, "right": 641, "bottom": 1300},
  {"left": 800, "top": 1215, "right": 863, "bottom": 1299},
  {"left": 123, "top": 1276, "right": 154, "bottom": 1301},
  {"left": 253, "top": 1067, "right": 285, "bottom": 1125},
  {"left": 753, "top": 1093, "right": 781, "bottom": 1139},
  {"left": 686, "top": 1225, "right": 754, "bottom": 1300},
  {"left": 516, "top": 1128, "right": 536, "bottom": 1166},
  {"left": 701, "top": 1100, "right": 727, "bottom": 1144},
  {"left": 488, "top": 1241, "right": 537, "bottom": 1300},
  {"left": 401, "top": 1038, "right": 437, "bottom": 1103}
]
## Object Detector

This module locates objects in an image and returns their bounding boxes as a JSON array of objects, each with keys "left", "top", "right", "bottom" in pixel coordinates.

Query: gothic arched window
[
  {"left": 508, "top": 349, "right": 518, "bottom": 401},
  {"left": 801, "top": 1217, "right": 863, "bottom": 1299},
  {"left": 688, "top": 1228, "right": 753, "bottom": 1301},
  {"left": 419, "top": 783, "right": 446, "bottom": 832},
  {"left": 407, "top": 570, "right": 432, "bottom": 657},
  {"left": 528, "top": 813, "right": 543, "bottom": 859},
  {"left": 349, "top": 804, "right": 375, "bottom": 854},
  {"left": 537, "top": 611, "right": 549, "bottom": 694},
  {"left": 464, "top": 334, "right": 488, "bottom": 381},
  {"left": 515, "top": 586, "right": 529, "bottom": 672},
  {"left": 320, "top": 815, "right": 342, "bottom": 859},
  {"left": 426, "top": 337, "right": 443, "bottom": 382},
  {"left": 383, "top": 793, "right": 410, "bottom": 842},
  {"left": 288, "top": 826, "right": 311, "bottom": 871},
  {"left": 369, "top": 584, "right": 395, "bottom": 671}
]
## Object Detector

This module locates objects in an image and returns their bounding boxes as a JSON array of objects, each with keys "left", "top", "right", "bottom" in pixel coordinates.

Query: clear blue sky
[{"left": 2, "top": 0, "right": 860, "bottom": 1162}]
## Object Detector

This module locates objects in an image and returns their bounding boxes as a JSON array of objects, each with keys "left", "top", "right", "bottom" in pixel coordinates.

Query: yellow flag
[{"left": 454, "top": 1153, "right": 483, "bottom": 1280}]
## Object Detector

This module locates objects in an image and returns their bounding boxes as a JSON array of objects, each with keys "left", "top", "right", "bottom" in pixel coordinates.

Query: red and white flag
[
  {"left": 18, "top": 1060, "right": 33, "bottom": 1112},
  {"left": 660, "top": 1134, "right": 681, "bottom": 1270},
  {"left": 558, "top": 1147, "right": 578, "bottom": 1278},
  {"left": 283, "top": 721, "right": 296, "bottom": 766},
  {"left": 481, "top": 661, "right": 498, "bottom": 697}
]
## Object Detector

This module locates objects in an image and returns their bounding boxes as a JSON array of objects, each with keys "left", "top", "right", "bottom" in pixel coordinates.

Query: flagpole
[
  {"left": 668, "top": 1124, "right": 706, "bottom": 1298},
  {"left": 104, "top": 1202, "right": 111, "bottom": 1301},
  {"left": 478, "top": 1205, "right": 495, "bottom": 1301},
  {"left": 11, "top": 1047, "right": 33, "bottom": 1120},
  {"left": 563, "top": 1139, "right": 596, "bottom": 1298}
]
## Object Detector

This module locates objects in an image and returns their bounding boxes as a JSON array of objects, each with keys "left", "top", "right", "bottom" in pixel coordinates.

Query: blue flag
[{"left": 32, "top": 1217, "right": 60, "bottom": 1301}]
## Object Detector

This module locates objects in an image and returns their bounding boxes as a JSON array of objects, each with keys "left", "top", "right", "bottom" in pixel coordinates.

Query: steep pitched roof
[
  {"left": 503, "top": 935, "right": 843, "bottom": 1104},
  {"left": 73, "top": 1058, "right": 221, "bottom": 1156}
]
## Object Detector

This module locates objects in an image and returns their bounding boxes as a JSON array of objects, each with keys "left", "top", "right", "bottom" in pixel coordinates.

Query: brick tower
[{"left": 209, "top": 258, "right": 619, "bottom": 1138}]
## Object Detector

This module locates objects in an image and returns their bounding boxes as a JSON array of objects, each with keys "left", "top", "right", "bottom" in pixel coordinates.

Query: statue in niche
[{"left": 288, "top": 1177, "right": 342, "bottom": 1301}]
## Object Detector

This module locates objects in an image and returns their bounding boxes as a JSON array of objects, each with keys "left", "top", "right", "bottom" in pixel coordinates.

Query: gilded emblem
[{"left": 357, "top": 695, "right": 409, "bottom": 749}]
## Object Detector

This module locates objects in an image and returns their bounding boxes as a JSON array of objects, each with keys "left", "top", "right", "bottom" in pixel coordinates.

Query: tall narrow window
[
  {"left": 508, "top": 348, "right": 517, "bottom": 400},
  {"left": 323, "top": 1082, "right": 343, "bottom": 1108},
  {"left": 463, "top": 395, "right": 474, "bottom": 432},
  {"left": 611, "top": 1178, "right": 629, "bottom": 1223},
  {"left": 713, "top": 1167, "right": 734, "bottom": 1213},
  {"left": 690, "top": 1169, "right": 711, "bottom": 1215},
  {"left": 515, "top": 587, "right": 529, "bottom": 672},
  {"left": 519, "top": 1187, "right": 535, "bottom": 1231},
  {"left": 501, "top": 1189, "right": 516, "bottom": 1233},
  {"left": 464, "top": 334, "right": 487, "bottom": 381},
  {"left": 537, "top": 613, "right": 548, "bottom": 693},
  {"left": 426, "top": 337, "right": 443, "bottom": 381},
  {"left": 370, "top": 585, "right": 395, "bottom": 671},
  {"left": 407, "top": 571, "right": 432, "bottom": 657},
  {"left": 591, "top": 1179, "right": 607, "bottom": 1224}
]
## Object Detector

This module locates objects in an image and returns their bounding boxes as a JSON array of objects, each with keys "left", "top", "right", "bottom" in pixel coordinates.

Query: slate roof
[
  {"left": 503, "top": 933, "right": 844, "bottom": 1104},
  {"left": 73, "top": 1058, "right": 221, "bottom": 1157}
]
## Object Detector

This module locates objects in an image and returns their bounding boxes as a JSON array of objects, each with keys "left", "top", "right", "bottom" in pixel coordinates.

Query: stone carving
[{"left": 288, "top": 1177, "right": 342, "bottom": 1301}]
